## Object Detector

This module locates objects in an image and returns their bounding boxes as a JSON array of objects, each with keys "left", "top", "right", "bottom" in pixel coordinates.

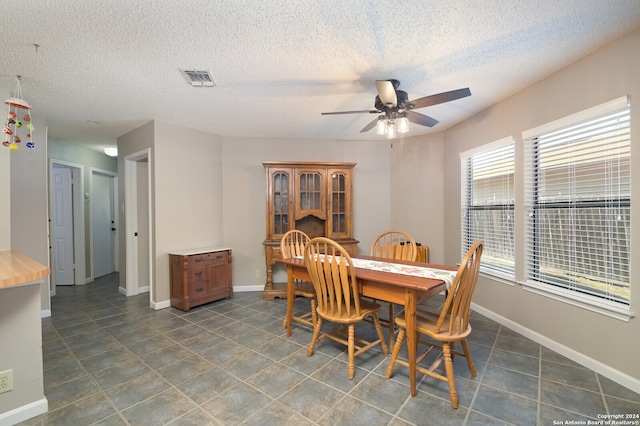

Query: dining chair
[
  {"left": 385, "top": 240, "right": 483, "bottom": 408},
  {"left": 280, "top": 230, "right": 316, "bottom": 336},
  {"left": 369, "top": 229, "right": 418, "bottom": 347},
  {"left": 304, "top": 237, "right": 389, "bottom": 379}
]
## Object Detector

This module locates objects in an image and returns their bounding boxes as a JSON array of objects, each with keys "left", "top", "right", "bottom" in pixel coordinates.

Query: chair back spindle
[{"left": 370, "top": 230, "right": 418, "bottom": 261}]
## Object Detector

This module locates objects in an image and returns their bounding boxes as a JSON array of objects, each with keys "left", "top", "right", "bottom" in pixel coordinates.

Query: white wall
[{"left": 431, "top": 27, "right": 640, "bottom": 388}]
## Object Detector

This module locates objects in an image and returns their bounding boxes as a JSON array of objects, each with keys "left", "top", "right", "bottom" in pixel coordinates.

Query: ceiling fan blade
[
  {"left": 405, "top": 111, "right": 439, "bottom": 127},
  {"left": 321, "top": 109, "right": 378, "bottom": 115},
  {"left": 405, "top": 87, "right": 471, "bottom": 110},
  {"left": 376, "top": 80, "right": 397, "bottom": 108},
  {"left": 360, "top": 117, "right": 379, "bottom": 133}
]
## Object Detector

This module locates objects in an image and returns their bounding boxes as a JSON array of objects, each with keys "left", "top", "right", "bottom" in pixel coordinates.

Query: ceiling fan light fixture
[
  {"left": 398, "top": 116, "right": 409, "bottom": 134},
  {"left": 386, "top": 121, "right": 396, "bottom": 139},
  {"left": 376, "top": 117, "right": 387, "bottom": 135}
]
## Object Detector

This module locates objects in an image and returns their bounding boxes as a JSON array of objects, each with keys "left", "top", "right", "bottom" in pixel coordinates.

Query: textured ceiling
[{"left": 2, "top": 1, "right": 640, "bottom": 152}]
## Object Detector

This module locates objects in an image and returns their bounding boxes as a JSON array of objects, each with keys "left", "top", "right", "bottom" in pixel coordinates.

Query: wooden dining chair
[
  {"left": 280, "top": 230, "right": 316, "bottom": 336},
  {"left": 385, "top": 240, "right": 483, "bottom": 408},
  {"left": 369, "top": 230, "right": 418, "bottom": 347},
  {"left": 304, "top": 237, "right": 389, "bottom": 379}
]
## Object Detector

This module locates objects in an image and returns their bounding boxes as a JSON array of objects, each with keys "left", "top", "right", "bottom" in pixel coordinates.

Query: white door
[
  {"left": 136, "top": 161, "right": 150, "bottom": 292},
  {"left": 52, "top": 166, "right": 75, "bottom": 285},
  {"left": 93, "top": 173, "right": 115, "bottom": 278}
]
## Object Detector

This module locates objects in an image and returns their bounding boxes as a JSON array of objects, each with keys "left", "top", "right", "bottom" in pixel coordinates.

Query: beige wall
[
  {"left": 389, "top": 133, "right": 446, "bottom": 262},
  {"left": 0, "top": 284, "right": 47, "bottom": 422},
  {"left": 0, "top": 146, "right": 9, "bottom": 248},
  {"left": 153, "top": 122, "right": 224, "bottom": 303},
  {"left": 433, "top": 28, "right": 640, "bottom": 388},
  {"left": 10, "top": 114, "right": 49, "bottom": 313}
]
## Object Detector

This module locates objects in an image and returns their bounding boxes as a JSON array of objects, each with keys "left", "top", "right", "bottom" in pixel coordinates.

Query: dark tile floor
[{"left": 20, "top": 273, "right": 640, "bottom": 425}]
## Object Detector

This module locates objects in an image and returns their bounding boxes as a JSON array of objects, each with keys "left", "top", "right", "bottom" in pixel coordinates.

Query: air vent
[{"left": 181, "top": 70, "right": 216, "bottom": 87}]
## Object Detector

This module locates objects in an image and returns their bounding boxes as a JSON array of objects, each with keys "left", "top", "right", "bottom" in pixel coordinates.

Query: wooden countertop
[{"left": 0, "top": 250, "right": 50, "bottom": 289}]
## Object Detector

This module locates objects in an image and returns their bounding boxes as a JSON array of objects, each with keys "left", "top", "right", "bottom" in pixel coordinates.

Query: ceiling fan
[{"left": 321, "top": 79, "right": 471, "bottom": 135}]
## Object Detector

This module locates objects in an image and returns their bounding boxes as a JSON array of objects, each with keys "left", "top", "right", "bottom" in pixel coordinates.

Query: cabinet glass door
[
  {"left": 295, "top": 170, "right": 326, "bottom": 220},
  {"left": 299, "top": 172, "right": 321, "bottom": 211},
  {"left": 328, "top": 170, "right": 351, "bottom": 237},
  {"left": 272, "top": 171, "right": 290, "bottom": 235}
]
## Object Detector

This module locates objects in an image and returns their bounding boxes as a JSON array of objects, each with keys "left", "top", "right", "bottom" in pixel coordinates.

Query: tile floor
[{"left": 19, "top": 273, "right": 640, "bottom": 425}]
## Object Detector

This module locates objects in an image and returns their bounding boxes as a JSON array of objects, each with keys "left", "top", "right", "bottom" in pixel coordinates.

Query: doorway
[
  {"left": 49, "top": 160, "right": 85, "bottom": 290},
  {"left": 124, "top": 149, "right": 153, "bottom": 304},
  {"left": 91, "top": 169, "right": 118, "bottom": 279}
]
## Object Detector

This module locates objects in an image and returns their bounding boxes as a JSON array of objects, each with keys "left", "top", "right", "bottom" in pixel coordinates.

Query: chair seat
[
  {"left": 318, "top": 298, "right": 382, "bottom": 324},
  {"left": 395, "top": 310, "right": 472, "bottom": 342}
]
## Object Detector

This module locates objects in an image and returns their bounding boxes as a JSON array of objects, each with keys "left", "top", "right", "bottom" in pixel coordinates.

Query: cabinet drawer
[
  {"left": 189, "top": 280, "right": 209, "bottom": 296},
  {"left": 188, "top": 265, "right": 209, "bottom": 282},
  {"left": 187, "top": 251, "right": 228, "bottom": 266},
  {"left": 187, "top": 253, "right": 215, "bottom": 266}
]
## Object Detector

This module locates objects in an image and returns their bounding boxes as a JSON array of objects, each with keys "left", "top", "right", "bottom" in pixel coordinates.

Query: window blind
[
  {"left": 523, "top": 98, "right": 631, "bottom": 305},
  {"left": 461, "top": 138, "right": 515, "bottom": 277}
]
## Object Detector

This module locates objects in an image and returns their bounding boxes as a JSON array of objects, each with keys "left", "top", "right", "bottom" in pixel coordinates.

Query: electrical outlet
[
  {"left": 0, "top": 370, "right": 13, "bottom": 394},
  {"left": 255, "top": 269, "right": 260, "bottom": 278}
]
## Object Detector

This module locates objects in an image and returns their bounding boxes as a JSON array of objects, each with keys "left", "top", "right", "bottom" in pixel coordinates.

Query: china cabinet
[{"left": 263, "top": 161, "right": 358, "bottom": 299}]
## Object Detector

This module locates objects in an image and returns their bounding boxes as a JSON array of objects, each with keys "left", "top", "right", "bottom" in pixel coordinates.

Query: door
[
  {"left": 92, "top": 172, "right": 116, "bottom": 278},
  {"left": 51, "top": 165, "right": 75, "bottom": 285},
  {"left": 125, "top": 149, "right": 152, "bottom": 300}
]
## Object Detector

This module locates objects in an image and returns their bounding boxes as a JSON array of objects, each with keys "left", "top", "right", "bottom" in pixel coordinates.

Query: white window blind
[
  {"left": 523, "top": 97, "right": 631, "bottom": 306},
  {"left": 461, "top": 137, "right": 515, "bottom": 277}
]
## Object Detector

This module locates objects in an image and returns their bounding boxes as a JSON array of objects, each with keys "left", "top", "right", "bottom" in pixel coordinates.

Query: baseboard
[
  {"left": 471, "top": 302, "right": 640, "bottom": 394},
  {"left": 41, "top": 309, "right": 51, "bottom": 318},
  {"left": 152, "top": 299, "right": 171, "bottom": 310},
  {"left": 0, "top": 397, "right": 47, "bottom": 426},
  {"left": 234, "top": 285, "right": 265, "bottom": 292}
]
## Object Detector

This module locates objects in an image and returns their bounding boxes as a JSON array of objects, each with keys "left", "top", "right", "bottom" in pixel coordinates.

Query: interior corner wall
[
  {"left": 440, "top": 28, "right": 640, "bottom": 387},
  {"left": 388, "top": 133, "right": 445, "bottom": 263},
  {"left": 152, "top": 121, "right": 224, "bottom": 304}
]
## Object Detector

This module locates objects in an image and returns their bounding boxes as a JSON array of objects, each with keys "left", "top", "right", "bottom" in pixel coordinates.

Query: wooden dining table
[{"left": 276, "top": 254, "right": 457, "bottom": 396}]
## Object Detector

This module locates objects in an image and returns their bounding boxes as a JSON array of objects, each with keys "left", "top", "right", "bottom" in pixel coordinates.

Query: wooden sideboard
[
  {"left": 169, "top": 247, "right": 232, "bottom": 311},
  {"left": 262, "top": 161, "right": 358, "bottom": 299}
]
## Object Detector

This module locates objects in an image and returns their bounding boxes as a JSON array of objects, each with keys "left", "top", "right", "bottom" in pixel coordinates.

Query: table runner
[{"left": 298, "top": 255, "right": 457, "bottom": 290}]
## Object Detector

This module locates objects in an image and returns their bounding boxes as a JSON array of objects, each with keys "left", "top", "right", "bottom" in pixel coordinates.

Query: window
[
  {"left": 523, "top": 97, "right": 631, "bottom": 309},
  {"left": 461, "top": 137, "right": 515, "bottom": 278}
]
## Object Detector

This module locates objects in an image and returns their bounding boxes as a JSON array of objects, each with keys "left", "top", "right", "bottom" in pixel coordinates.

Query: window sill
[{"left": 519, "top": 280, "right": 634, "bottom": 322}]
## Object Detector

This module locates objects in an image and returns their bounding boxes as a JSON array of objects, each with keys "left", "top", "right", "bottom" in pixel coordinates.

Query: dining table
[{"left": 276, "top": 254, "right": 457, "bottom": 397}]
